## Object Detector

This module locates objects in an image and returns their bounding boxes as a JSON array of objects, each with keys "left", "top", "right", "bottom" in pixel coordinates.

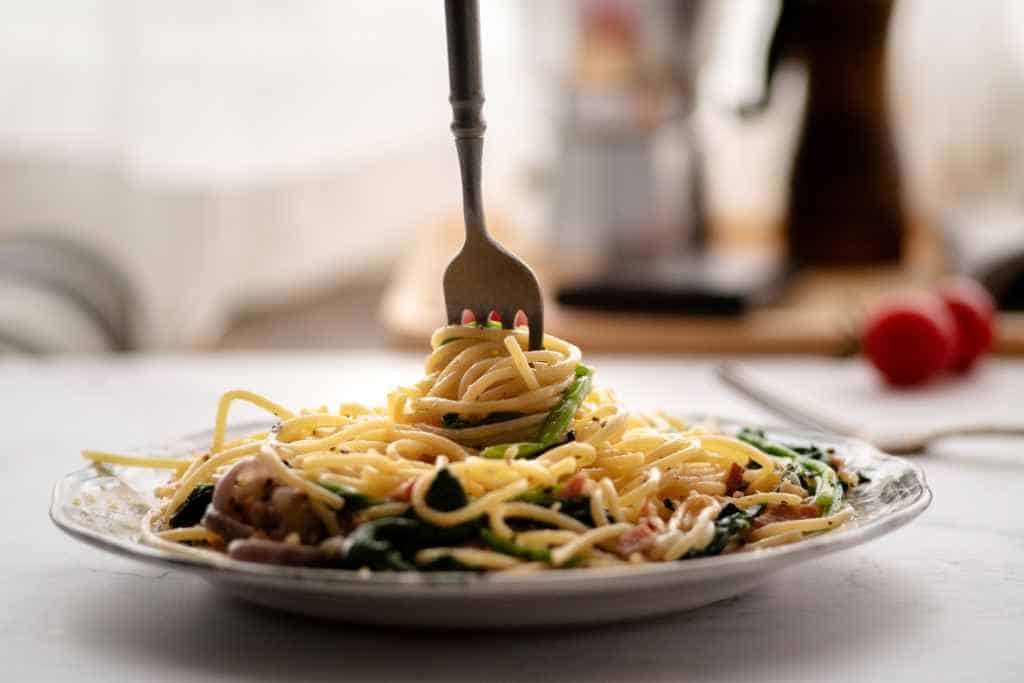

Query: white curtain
[{"left": 0, "top": 1, "right": 541, "bottom": 348}]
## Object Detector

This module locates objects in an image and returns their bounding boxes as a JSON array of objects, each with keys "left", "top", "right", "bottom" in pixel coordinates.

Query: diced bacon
[
  {"left": 724, "top": 463, "right": 745, "bottom": 495},
  {"left": 559, "top": 472, "right": 590, "bottom": 498},
  {"left": 391, "top": 479, "right": 415, "bottom": 502},
  {"left": 616, "top": 524, "right": 656, "bottom": 558},
  {"left": 754, "top": 502, "right": 820, "bottom": 528}
]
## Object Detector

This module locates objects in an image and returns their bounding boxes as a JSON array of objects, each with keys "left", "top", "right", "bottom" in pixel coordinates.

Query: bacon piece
[
  {"left": 558, "top": 472, "right": 590, "bottom": 498},
  {"left": 391, "top": 479, "right": 415, "bottom": 502},
  {"left": 616, "top": 524, "right": 656, "bottom": 558},
  {"left": 724, "top": 463, "right": 745, "bottom": 495},
  {"left": 754, "top": 502, "right": 820, "bottom": 528}
]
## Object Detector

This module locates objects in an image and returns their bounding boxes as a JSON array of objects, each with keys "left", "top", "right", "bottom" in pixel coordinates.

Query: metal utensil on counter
[
  {"left": 716, "top": 363, "right": 1024, "bottom": 454},
  {"left": 442, "top": 0, "right": 544, "bottom": 350}
]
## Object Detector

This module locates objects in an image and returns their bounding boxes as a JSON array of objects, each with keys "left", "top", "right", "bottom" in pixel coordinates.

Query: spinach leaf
[
  {"left": 317, "top": 481, "right": 385, "bottom": 512},
  {"left": 686, "top": 503, "right": 761, "bottom": 558},
  {"left": 425, "top": 467, "right": 466, "bottom": 511},
  {"left": 737, "top": 429, "right": 843, "bottom": 515},
  {"left": 481, "top": 529, "right": 552, "bottom": 563},
  {"left": 480, "top": 365, "right": 592, "bottom": 460},
  {"left": 441, "top": 411, "right": 525, "bottom": 429},
  {"left": 515, "top": 488, "right": 594, "bottom": 527},
  {"left": 737, "top": 428, "right": 802, "bottom": 459},
  {"left": 340, "top": 517, "right": 419, "bottom": 571},
  {"left": 169, "top": 484, "right": 214, "bottom": 529},
  {"left": 411, "top": 466, "right": 482, "bottom": 546}
]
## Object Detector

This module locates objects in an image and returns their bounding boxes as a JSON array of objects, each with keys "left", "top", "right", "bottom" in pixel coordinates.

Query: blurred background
[{"left": 4, "top": 0, "right": 1024, "bottom": 355}]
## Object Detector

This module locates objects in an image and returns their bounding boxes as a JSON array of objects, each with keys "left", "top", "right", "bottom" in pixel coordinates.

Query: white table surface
[{"left": 3, "top": 352, "right": 1022, "bottom": 682}]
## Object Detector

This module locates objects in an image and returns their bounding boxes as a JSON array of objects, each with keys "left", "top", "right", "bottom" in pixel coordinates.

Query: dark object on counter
[
  {"left": 557, "top": 252, "right": 789, "bottom": 316},
  {"left": 943, "top": 206, "right": 1024, "bottom": 311},
  {"left": 742, "top": 0, "right": 905, "bottom": 267}
]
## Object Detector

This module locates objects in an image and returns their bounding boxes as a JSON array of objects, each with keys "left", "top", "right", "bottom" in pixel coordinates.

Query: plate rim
[{"left": 50, "top": 417, "right": 932, "bottom": 595}]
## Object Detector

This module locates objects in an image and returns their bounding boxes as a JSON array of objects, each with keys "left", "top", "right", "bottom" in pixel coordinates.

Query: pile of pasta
[{"left": 84, "top": 324, "right": 856, "bottom": 573}]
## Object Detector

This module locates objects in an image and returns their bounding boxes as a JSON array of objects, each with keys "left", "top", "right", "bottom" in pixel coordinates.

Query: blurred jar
[{"left": 524, "top": 0, "right": 709, "bottom": 276}]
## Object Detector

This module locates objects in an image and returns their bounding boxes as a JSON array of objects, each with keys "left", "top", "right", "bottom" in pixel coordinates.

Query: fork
[
  {"left": 442, "top": 0, "right": 545, "bottom": 350},
  {"left": 715, "top": 362, "right": 1024, "bottom": 454}
]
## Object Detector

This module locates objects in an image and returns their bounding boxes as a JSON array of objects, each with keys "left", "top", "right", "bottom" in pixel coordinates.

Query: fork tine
[
  {"left": 526, "top": 307, "right": 543, "bottom": 351},
  {"left": 498, "top": 306, "right": 517, "bottom": 332}
]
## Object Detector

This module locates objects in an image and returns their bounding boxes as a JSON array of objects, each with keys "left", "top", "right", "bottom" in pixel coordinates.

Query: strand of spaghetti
[
  {"left": 496, "top": 502, "right": 589, "bottom": 533},
  {"left": 742, "top": 530, "right": 804, "bottom": 551},
  {"left": 550, "top": 523, "right": 632, "bottom": 567},
  {"left": 159, "top": 441, "right": 261, "bottom": 521},
  {"left": 585, "top": 413, "right": 629, "bottom": 447},
  {"left": 299, "top": 452, "right": 403, "bottom": 473},
  {"left": 430, "top": 343, "right": 505, "bottom": 397},
  {"left": 277, "top": 416, "right": 387, "bottom": 447},
  {"left": 732, "top": 492, "right": 804, "bottom": 508},
  {"left": 698, "top": 435, "right": 776, "bottom": 471},
  {"left": 211, "top": 390, "right": 295, "bottom": 453},
  {"left": 82, "top": 450, "right": 189, "bottom": 471},
  {"left": 662, "top": 505, "right": 720, "bottom": 560},
  {"left": 256, "top": 443, "right": 344, "bottom": 508},
  {"left": 353, "top": 503, "right": 411, "bottom": 525},
  {"left": 597, "top": 451, "right": 645, "bottom": 477},
  {"left": 318, "top": 473, "right": 363, "bottom": 488},
  {"left": 455, "top": 356, "right": 504, "bottom": 398},
  {"left": 546, "top": 457, "right": 579, "bottom": 481},
  {"left": 415, "top": 547, "right": 523, "bottom": 570},
  {"left": 585, "top": 548, "right": 632, "bottom": 568},
  {"left": 310, "top": 499, "right": 341, "bottom": 536},
  {"left": 504, "top": 335, "right": 541, "bottom": 390},
  {"left": 460, "top": 366, "right": 525, "bottom": 403},
  {"left": 157, "top": 526, "right": 220, "bottom": 543},
  {"left": 589, "top": 486, "right": 610, "bottom": 526},
  {"left": 140, "top": 510, "right": 225, "bottom": 561},
  {"left": 749, "top": 507, "right": 854, "bottom": 541},
  {"left": 598, "top": 477, "right": 626, "bottom": 523},
  {"left": 496, "top": 561, "right": 546, "bottom": 575},
  {"left": 411, "top": 465, "right": 529, "bottom": 527},
  {"left": 619, "top": 467, "right": 661, "bottom": 507},
  {"left": 418, "top": 413, "right": 547, "bottom": 447},
  {"left": 536, "top": 441, "right": 596, "bottom": 466},
  {"left": 392, "top": 428, "right": 472, "bottom": 460},
  {"left": 487, "top": 504, "right": 516, "bottom": 539},
  {"left": 221, "top": 431, "right": 269, "bottom": 450},
  {"left": 514, "top": 529, "right": 580, "bottom": 549},
  {"left": 747, "top": 468, "right": 781, "bottom": 493},
  {"left": 641, "top": 436, "right": 692, "bottom": 463},
  {"left": 411, "top": 379, "right": 570, "bottom": 416}
]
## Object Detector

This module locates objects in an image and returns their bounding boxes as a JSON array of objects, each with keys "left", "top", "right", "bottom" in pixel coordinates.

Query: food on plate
[{"left": 83, "top": 324, "right": 858, "bottom": 573}]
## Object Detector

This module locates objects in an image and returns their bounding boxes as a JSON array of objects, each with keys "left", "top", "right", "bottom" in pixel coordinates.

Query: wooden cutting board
[{"left": 381, "top": 217, "right": 1024, "bottom": 354}]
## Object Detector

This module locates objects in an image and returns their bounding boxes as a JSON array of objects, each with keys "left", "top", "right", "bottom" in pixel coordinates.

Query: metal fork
[
  {"left": 716, "top": 362, "right": 1024, "bottom": 454},
  {"left": 442, "top": 0, "right": 544, "bottom": 350}
]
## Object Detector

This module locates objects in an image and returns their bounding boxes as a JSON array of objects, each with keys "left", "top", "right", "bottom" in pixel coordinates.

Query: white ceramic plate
[{"left": 51, "top": 419, "right": 931, "bottom": 628}]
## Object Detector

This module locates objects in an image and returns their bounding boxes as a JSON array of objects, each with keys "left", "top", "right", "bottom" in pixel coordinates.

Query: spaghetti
[{"left": 86, "top": 324, "right": 858, "bottom": 572}]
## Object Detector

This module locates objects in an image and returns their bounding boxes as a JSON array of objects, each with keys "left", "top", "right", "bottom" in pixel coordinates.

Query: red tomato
[
  {"left": 862, "top": 291, "right": 957, "bottom": 387},
  {"left": 936, "top": 277, "right": 996, "bottom": 372}
]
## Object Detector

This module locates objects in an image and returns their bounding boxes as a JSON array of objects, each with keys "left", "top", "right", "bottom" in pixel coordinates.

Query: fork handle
[{"left": 445, "top": 0, "right": 488, "bottom": 244}]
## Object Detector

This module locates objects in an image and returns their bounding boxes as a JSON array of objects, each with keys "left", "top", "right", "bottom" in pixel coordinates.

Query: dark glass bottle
[{"left": 769, "top": 0, "right": 904, "bottom": 266}]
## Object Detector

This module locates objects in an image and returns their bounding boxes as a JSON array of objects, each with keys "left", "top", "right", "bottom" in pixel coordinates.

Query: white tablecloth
[{"left": 3, "top": 353, "right": 1021, "bottom": 681}]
